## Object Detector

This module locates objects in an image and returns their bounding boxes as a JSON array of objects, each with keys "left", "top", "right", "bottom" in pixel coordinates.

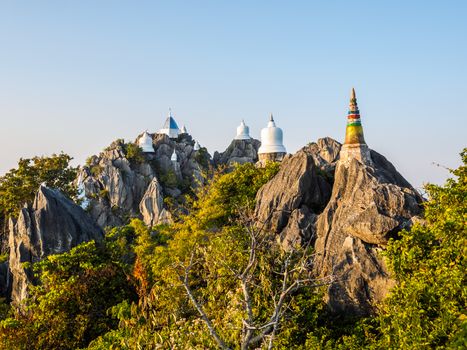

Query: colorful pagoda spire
[{"left": 344, "top": 88, "right": 366, "bottom": 145}]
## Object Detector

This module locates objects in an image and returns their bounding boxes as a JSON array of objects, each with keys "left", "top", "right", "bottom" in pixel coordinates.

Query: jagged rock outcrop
[
  {"left": 139, "top": 177, "right": 172, "bottom": 227},
  {"left": 254, "top": 140, "right": 335, "bottom": 235},
  {"left": 254, "top": 137, "right": 423, "bottom": 316},
  {"left": 8, "top": 185, "right": 103, "bottom": 305},
  {"left": 213, "top": 138, "right": 261, "bottom": 166},
  {"left": 314, "top": 150, "right": 423, "bottom": 316},
  {"left": 80, "top": 135, "right": 211, "bottom": 228},
  {"left": 81, "top": 143, "right": 155, "bottom": 228}
]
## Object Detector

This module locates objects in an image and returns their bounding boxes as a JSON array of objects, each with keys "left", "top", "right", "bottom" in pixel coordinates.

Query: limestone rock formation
[
  {"left": 254, "top": 139, "right": 335, "bottom": 235},
  {"left": 213, "top": 138, "right": 261, "bottom": 166},
  {"left": 80, "top": 135, "right": 211, "bottom": 228},
  {"left": 314, "top": 150, "right": 423, "bottom": 316},
  {"left": 254, "top": 136, "right": 423, "bottom": 316},
  {"left": 8, "top": 185, "right": 103, "bottom": 305},
  {"left": 139, "top": 177, "right": 172, "bottom": 227}
]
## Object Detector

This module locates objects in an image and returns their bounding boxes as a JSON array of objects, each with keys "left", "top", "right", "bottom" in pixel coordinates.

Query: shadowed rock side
[
  {"left": 213, "top": 138, "right": 261, "bottom": 166},
  {"left": 314, "top": 150, "right": 423, "bottom": 316},
  {"left": 80, "top": 134, "right": 211, "bottom": 228},
  {"left": 254, "top": 138, "right": 338, "bottom": 247},
  {"left": 8, "top": 185, "right": 103, "bottom": 305}
]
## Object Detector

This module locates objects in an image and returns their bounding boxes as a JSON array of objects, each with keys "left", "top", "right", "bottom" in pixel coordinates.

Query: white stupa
[
  {"left": 258, "top": 114, "right": 286, "bottom": 163},
  {"left": 76, "top": 174, "right": 90, "bottom": 209},
  {"left": 138, "top": 131, "right": 154, "bottom": 153},
  {"left": 171, "top": 149, "right": 178, "bottom": 162},
  {"left": 234, "top": 120, "right": 251, "bottom": 140},
  {"left": 158, "top": 109, "right": 180, "bottom": 139},
  {"left": 194, "top": 141, "right": 201, "bottom": 151},
  {"left": 180, "top": 125, "right": 188, "bottom": 134}
]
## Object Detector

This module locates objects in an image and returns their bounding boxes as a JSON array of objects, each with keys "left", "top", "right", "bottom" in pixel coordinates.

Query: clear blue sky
[{"left": 1, "top": 1, "right": 466, "bottom": 189}]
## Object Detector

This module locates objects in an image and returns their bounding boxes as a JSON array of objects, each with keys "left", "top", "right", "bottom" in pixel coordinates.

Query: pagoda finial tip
[
  {"left": 351, "top": 87, "right": 356, "bottom": 100},
  {"left": 269, "top": 113, "right": 274, "bottom": 121}
]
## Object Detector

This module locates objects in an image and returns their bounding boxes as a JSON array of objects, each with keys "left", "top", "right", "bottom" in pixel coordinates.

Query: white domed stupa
[
  {"left": 234, "top": 120, "right": 251, "bottom": 140},
  {"left": 158, "top": 109, "right": 180, "bottom": 139},
  {"left": 138, "top": 131, "right": 154, "bottom": 153},
  {"left": 258, "top": 114, "right": 286, "bottom": 164}
]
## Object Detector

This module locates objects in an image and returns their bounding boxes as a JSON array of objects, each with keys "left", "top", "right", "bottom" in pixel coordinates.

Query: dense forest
[{"left": 0, "top": 149, "right": 465, "bottom": 349}]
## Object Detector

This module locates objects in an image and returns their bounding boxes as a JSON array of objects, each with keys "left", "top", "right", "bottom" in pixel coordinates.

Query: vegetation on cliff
[{"left": 0, "top": 150, "right": 465, "bottom": 349}]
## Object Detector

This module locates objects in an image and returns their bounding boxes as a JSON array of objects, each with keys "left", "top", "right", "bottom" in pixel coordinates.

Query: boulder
[{"left": 8, "top": 185, "right": 103, "bottom": 305}]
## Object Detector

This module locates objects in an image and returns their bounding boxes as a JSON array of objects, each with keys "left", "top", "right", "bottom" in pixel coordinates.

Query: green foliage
[
  {"left": 0, "top": 153, "right": 78, "bottom": 219},
  {"left": 375, "top": 148, "right": 467, "bottom": 349},
  {"left": 0, "top": 253, "right": 8, "bottom": 264},
  {"left": 86, "top": 162, "right": 292, "bottom": 349},
  {"left": 194, "top": 146, "right": 210, "bottom": 168},
  {"left": 99, "top": 189, "right": 109, "bottom": 200},
  {"left": 0, "top": 227, "right": 137, "bottom": 350},
  {"left": 159, "top": 168, "right": 179, "bottom": 188},
  {"left": 2, "top": 149, "right": 465, "bottom": 349},
  {"left": 89, "top": 165, "right": 103, "bottom": 177},
  {"left": 192, "top": 162, "right": 280, "bottom": 228},
  {"left": 123, "top": 142, "right": 144, "bottom": 164}
]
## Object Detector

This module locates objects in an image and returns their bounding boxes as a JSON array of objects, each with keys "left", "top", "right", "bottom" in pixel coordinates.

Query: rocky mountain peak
[
  {"left": 254, "top": 137, "right": 423, "bottom": 316},
  {"left": 8, "top": 185, "right": 103, "bottom": 305}
]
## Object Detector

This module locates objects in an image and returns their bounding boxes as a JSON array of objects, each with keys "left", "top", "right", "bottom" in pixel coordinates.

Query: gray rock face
[
  {"left": 254, "top": 137, "right": 423, "bottom": 316},
  {"left": 81, "top": 143, "right": 155, "bottom": 228},
  {"left": 254, "top": 141, "right": 334, "bottom": 235},
  {"left": 8, "top": 185, "right": 103, "bottom": 305},
  {"left": 314, "top": 150, "right": 423, "bottom": 316},
  {"left": 213, "top": 138, "right": 261, "bottom": 166},
  {"left": 279, "top": 206, "right": 317, "bottom": 251},
  {"left": 80, "top": 135, "right": 211, "bottom": 229},
  {"left": 139, "top": 177, "right": 172, "bottom": 227}
]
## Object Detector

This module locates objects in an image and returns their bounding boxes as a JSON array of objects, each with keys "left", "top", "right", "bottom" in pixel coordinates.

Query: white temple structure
[
  {"left": 258, "top": 114, "right": 286, "bottom": 164},
  {"left": 76, "top": 174, "right": 90, "bottom": 210},
  {"left": 180, "top": 125, "right": 188, "bottom": 134},
  {"left": 171, "top": 149, "right": 178, "bottom": 162},
  {"left": 158, "top": 109, "right": 180, "bottom": 139},
  {"left": 234, "top": 120, "right": 251, "bottom": 140},
  {"left": 194, "top": 141, "right": 201, "bottom": 151},
  {"left": 138, "top": 131, "right": 154, "bottom": 153}
]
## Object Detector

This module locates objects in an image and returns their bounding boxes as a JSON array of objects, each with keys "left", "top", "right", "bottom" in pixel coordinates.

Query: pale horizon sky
[{"left": 1, "top": 1, "right": 466, "bottom": 190}]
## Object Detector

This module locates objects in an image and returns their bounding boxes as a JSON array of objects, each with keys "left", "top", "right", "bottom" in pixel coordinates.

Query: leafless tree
[{"left": 177, "top": 207, "right": 334, "bottom": 349}]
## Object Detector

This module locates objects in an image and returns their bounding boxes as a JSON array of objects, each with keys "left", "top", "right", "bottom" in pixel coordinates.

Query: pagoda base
[
  {"left": 339, "top": 143, "right": 373, "bottom": 166},
  {"left": 257, "top": 152, "right": 286, "bottom": 167}
]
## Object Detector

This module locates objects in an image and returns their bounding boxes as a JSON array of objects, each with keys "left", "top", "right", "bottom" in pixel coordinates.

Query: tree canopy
[{"left": 0, "top": 151, "right": 465, "bottom": 349}]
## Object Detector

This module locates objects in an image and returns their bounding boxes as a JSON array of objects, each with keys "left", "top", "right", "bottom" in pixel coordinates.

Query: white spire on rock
[
  {"left": 180, "top": 125, "right": 188, "bottom": 134},
  {"left": 138, "top": 131, "right": 154, "bottom": 153},
  {"left": 158, "top": 108, "right": 180, "bottom": 139},
  {"left": 194, "top": 141, "right": 201, "bottom": 151},
  {"left": 235, "top": 120, "right": 251, "bottom": 140},
  {"left": 258, "top": 114, "right": 286, "bottom": 155},
  {"left": 76, "top": 173, "right": 90, "bottom": 209},
  {"left": 171, "top": 149, "right": 178, "bottom": 162}
]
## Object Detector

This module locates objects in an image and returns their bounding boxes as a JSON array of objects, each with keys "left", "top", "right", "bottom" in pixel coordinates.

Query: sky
[{"left": 0, "top": 1, "right": 466, "bottom": 190}]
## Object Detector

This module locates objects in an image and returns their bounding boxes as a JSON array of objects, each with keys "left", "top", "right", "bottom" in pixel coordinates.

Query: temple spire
[{"left": 344, "top": 88, "right": 366, "bottom": 145}]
